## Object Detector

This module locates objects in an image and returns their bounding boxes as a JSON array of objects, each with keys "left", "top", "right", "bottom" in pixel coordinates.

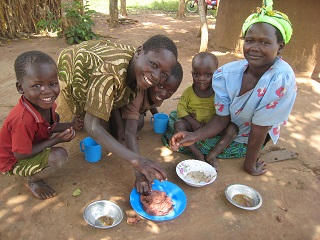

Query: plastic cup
[
  {"left": 150, "top": 113, "right": 169, "bottom": 134},
  {"left": 79, "top": 137, "right": 102, "bottom": 162}
]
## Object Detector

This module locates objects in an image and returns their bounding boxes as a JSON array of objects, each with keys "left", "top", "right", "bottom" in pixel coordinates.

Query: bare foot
[
  {"left": 205, "top": 155, "right": 219, "bottom": 171},
  {"left": 26, "top": 180, "right": 57, "bottom": 200}
]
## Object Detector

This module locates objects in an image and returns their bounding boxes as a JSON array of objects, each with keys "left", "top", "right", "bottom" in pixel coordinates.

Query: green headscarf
[{"left": 242, "top": 0, "right": 293, "bottom": 44}]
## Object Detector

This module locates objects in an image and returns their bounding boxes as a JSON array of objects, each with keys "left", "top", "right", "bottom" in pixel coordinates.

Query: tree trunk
[
  {"left": 120, "top": 0, "right": 127, "bottom": 17},
  {"left": 177, "top": 0, "right": 186, "bottom": 18},
  {"left": 109, "top": 0, "right": 119, "bottom": 27},
  {"left": 61, "top": 0, "right": 75, "bottom": 31},
  {"left": 198, "top": 0, "right": 208, "bottom": 52}
]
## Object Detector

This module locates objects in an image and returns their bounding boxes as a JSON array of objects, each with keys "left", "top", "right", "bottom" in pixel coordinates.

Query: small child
[
  {"left": 173, "top": 52, "right": 238, "bottom": 169},
  {"left": 0, "top": 51, "right": 83, "bottom": 200}
]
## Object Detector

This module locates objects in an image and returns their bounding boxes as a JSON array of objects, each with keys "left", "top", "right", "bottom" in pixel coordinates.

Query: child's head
[
  {"left": 241, "top": 0, "right": 293, "bottom": 67},
  {"left": 134, "top": 35, "right": 178, "bottom": 91},
  {"left": 191, "top": 52, "right": 218, "bottom": 91},
  {"left": 148, "top": 61, "right": 183, "bottom": 105},
  {"left": 15, "top": 51, "right": 59, "bottom": 110}
]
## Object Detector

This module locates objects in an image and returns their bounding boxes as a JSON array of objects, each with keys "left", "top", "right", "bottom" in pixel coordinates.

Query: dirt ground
[{"left": 0, "top": 11, "right": 320, "bottom": 240}]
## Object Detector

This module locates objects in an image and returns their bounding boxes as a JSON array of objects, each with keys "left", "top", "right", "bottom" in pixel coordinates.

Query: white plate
[{"left": 176, "top": 159, "right": 217, "bottom": 187}]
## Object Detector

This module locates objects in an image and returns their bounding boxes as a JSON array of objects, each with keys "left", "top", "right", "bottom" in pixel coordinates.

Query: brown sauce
[
  {"left": 232, "top": 194, "right": 254, "bottom": 207},
  {"left": 98, "top": 215, "right": 114, "bottom": 226}
]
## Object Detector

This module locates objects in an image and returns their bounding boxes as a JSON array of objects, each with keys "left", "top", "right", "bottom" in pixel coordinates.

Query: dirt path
[{"left": 0, "top": 11, "right": 319, "bottom": 240}]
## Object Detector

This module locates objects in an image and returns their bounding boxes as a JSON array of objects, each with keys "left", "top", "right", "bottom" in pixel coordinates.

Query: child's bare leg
[
  {"left": 205, "top": 123, "right": 238, "bottom": 170},
  {"left": 137, "top": 113, "right": 145, "bottom": 131},
  {"left": 174, "top": 119, "right": 205, "bottom": 160},
  {"left": 187, "top": 144, "right": 205, "bottom": 161},
  {"left": 27, "top": 147, "right": 68, "bottom": 200},
  {"left": 205, "top": 155, "right": 219, "bottom": 170}
]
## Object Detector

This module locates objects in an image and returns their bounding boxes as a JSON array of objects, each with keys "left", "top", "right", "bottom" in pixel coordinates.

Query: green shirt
[
  {"left": 58, "top": 40, "right": 138, "bottom": 121},
  {"left": 177, "top": 85, "right": 215, "bottom": 124}
]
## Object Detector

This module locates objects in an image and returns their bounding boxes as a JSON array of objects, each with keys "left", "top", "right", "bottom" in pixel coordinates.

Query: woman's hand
[
  {"left": 169, "top": 131, "right": 199, "bottom": 151},
  {"left": 244, "top": 158, "right": 267, "bottom": 176},
  {"left": 244, "top": 124, "right": 270, "bottom": 176}
]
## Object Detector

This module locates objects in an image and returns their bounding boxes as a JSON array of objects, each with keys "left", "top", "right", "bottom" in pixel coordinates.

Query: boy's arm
[
  {"left": 53, "top": 123, "right": 72, "bottom": 132},
  {"left": 84, "top": 112, "right": 167, "bottom": 183},
  {"left": 124, "top": 118, "right": 140, "bottom": 153},
  {"left": 124, "top": 118, "right": 153, "bottom": 195},
  {"left": 52, "top": 115, "right": 84, "bottom": 133},
  {"left": 111, "top": 109, "right": 125, "bottom": 141},
  {"left": 13, "top": 128, "right": 75, "bottom": 160}
]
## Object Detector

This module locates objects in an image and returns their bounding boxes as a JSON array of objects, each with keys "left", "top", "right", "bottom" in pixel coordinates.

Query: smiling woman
[{"left": 168, "top": 0, "right": 297, "bottom": 177}]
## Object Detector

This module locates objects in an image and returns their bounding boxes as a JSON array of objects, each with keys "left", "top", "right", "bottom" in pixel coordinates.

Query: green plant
[
  {"left": 126, "top": 0, "right": 179, "bottom": 13},
  {"left": 62, "top": 0, "right": 99, "bottom": 44},
  {"left": 150, "top": 0, "right": 179, "bottom": 12},
  {"left": 208, "top": 9, "right": 218, "bottom": 18},
  {"left": 37, "top": 11, "right": 62, "bottom": 35}
]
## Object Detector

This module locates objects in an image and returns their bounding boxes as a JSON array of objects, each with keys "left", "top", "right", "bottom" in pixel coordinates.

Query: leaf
[
  {"left": 72, "top": 188, "right": 82, "bottom": 197},
  {"left": 67, "top": 37, "right": 74, "bottom": 45}
]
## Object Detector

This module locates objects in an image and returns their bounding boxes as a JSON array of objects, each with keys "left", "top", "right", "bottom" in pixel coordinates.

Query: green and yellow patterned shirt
[{"left": 58, "top": 40, "right": 138, "bottom": 121}]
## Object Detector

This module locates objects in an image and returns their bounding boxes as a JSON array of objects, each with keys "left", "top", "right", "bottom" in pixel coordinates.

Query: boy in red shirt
[{"left": 0, "top": 51, "right": 83, "bottom": 200}]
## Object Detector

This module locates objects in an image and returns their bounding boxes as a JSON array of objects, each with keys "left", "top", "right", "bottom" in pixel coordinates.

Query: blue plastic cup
[
  {"left": 150, "top": 113, "right": 169, "bottom": 134},
  {"left": 79, "top": 137, "right": 102, "bottom": 162}
]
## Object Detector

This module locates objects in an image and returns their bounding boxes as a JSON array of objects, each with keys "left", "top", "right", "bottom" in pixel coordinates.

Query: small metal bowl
[
  {"left": 225, "top": 184, "right": 262, "bottom": 210},
  {"left": 83, "top": 200, "right": 124, "bottom": 228}
]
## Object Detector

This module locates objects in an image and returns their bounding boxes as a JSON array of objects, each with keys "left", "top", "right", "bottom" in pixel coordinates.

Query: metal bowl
[
  {"left": 83, "top": 200, "right": 124, "bottom": 228},
  {"left": 176, "top": 159, "right": 217, "bottom": 187},
  {"left": 225, "top": 184, "right": 262, "bottom": 210}
]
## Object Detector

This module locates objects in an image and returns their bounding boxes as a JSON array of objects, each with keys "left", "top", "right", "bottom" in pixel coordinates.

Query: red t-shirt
[{"left": 0, "top": 96, "right": 57, "bottom": 172}]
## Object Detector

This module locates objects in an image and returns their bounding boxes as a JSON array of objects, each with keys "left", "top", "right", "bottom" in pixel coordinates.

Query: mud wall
[{"left": 211, "top": 0, "right": 319, "bottom": 78}]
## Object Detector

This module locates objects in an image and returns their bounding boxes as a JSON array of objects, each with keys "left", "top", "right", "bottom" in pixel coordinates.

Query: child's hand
[
  {"left": 190, "top": 120, "right": 203, "bottom": 131},
  {"left": 71, "top": 115, "right": 84, "bottom": 130},
  {"left": 54, "top": 127, "right": 76, "bottom": 143}
]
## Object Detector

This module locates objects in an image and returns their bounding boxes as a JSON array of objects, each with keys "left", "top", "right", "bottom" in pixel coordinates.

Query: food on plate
[
  {"left": 140, "top": 190, "right": 174, "bottom": 216},
  {"left": 185, "top": 170, "right": 210, "bottom": 183}
]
